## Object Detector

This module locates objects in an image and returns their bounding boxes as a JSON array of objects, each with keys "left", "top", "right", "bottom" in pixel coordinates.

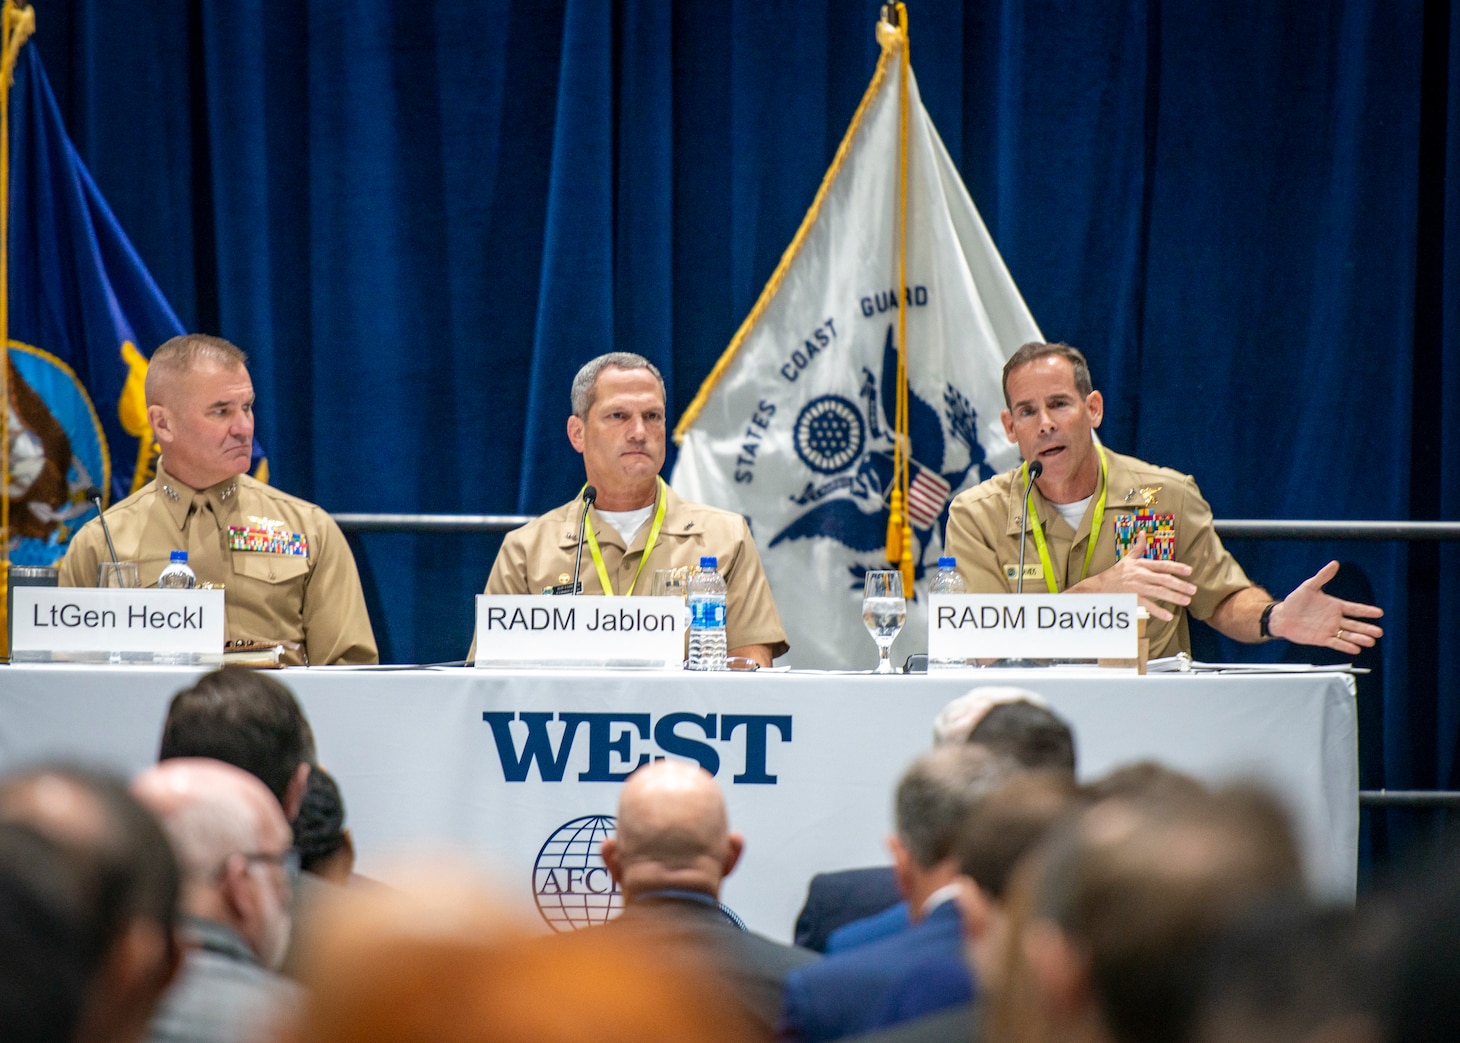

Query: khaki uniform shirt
[
  {"left": 58, "top": 462, "right": 378, "bottom": 666},
  {"left": 477, "top": 483, "right": 789, "bottom": 659},
  {"left": 943, "top": 448, "right": 1251, "bottom": 658}
]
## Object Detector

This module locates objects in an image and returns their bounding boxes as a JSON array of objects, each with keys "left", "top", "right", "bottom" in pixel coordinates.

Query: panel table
[{"left": 0, "top": 664, "right": 1358, "bottom": 941}]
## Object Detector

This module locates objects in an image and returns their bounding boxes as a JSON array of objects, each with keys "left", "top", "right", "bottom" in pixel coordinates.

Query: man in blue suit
[{"left": 776, "top": 745, "right": 1019, "bottom": 1042}]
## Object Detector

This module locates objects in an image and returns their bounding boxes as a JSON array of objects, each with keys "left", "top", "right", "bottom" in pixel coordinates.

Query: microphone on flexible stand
[
  {"left": 1015, "top": 461, "right": 1043, "bottom": 595},
  {"left": 569, "top": 486, "right": 597, "bottom": 596},
  {"left": 85, "top": 486, "right": 123, "bottom": 577}
]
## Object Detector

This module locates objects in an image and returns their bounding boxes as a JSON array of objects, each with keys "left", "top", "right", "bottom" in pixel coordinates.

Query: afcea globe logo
[{"left": 533, "top": 815, "right": 622, "bottom": 932}]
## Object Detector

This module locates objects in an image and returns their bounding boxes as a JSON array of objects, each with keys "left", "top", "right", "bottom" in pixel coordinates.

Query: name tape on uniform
[
  {"left": 12, "top": 588, "right": 225, "bottom": 657},
  {"left": 474, "top": 595, "right": 686, "bottom": 668},
  {"left": 928, "top": 594, "right": 1139, "bottom": 660}
]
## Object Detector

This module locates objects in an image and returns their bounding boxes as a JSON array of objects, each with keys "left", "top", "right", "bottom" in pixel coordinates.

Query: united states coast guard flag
[
  {"left": 671, "top": 8, "right": 1042, "bottom": 669},
  {"left": 3, "top": 26, "right": 265, "bottom": 576}
]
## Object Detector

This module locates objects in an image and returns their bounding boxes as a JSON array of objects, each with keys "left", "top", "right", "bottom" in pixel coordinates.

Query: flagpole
[
  {"left": 879, "top": 3, "right": 915, "bottom": 593},
  {"left": 0, "top": 2, "right": 36, "bottom": 654}
]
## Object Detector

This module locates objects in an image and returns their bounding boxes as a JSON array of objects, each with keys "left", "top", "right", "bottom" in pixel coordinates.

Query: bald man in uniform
[
  {"left": 595, "top": 760, "right": 816, "bottom": 1034},
  {"left": 943, "top": 341, "right": 1384, "bottom": 659},
  {"left": 59, "top": 335, "right": 376, "bottom": 666},
  {"left": 476, "top": 352, "right": 787, "bottom": 665}
]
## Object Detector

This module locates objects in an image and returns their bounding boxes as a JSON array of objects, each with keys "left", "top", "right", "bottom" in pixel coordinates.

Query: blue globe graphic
[{"left": 533, "top": 815, "right": 622, "bottom": 932}]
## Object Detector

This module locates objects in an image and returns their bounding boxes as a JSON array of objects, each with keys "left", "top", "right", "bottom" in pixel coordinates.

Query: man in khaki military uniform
[
  {"left": 59, "top": 335, "right": 377, "bottom": 666},
  {"left": 478, "top": 353, "right": 787, "bottom": 665},
  {"left": 944, "top": 342, "right": 1384, "bottom": 659}
]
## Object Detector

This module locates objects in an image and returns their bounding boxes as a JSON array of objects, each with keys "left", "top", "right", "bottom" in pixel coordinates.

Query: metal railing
[
  {"left": 1360, "top": 791, "right": 1460, "bottom": 808},
  {"left": 334, "top": 515, "right": 1460, "bottom": 540}
]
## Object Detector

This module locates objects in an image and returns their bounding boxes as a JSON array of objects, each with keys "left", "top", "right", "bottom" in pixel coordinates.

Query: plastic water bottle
[
  {"left": 686, "top": 556, "right": 728, "bottom": 671},
  {"left": 157, "top": 551, "right": 197, "bottom": 589},
  {"left": 928, "top": 556, "right": 966, "bottom": 672},
  {"left": 929, "top": 556, "right": 965, "bottom": 596},
  {"left": 154, "top": 551, "right": 199, "bottom": 665}
]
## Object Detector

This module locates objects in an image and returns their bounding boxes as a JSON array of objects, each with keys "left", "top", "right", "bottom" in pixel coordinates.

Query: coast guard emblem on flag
[
  {"left": 770, "top": 328, "right": 991, "bottom": 581},
  {"left": 671, "top": 12, "right": 1042, "bottom": 668}
]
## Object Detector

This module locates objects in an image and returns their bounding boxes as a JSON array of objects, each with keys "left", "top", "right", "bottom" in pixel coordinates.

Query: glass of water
[{"left": 862, "top": 570, "right": 906, "bottom": 674}]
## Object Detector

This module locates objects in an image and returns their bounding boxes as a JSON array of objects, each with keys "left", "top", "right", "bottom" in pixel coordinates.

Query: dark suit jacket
[
  {"left": 778, "top": 900, "right": 972, "bottom": 1042},
  {"left": 794, "top": 867, "right": 902, "bottom": 952},
  {"left": 844, "top": 1002, "right": 977, "bottom": 1043},
  {"left": 825, "top": 901, "right": 911, "bottom": 953},
  {"left": 601, "top": 892, "right": 819, "bottom": 1036}
]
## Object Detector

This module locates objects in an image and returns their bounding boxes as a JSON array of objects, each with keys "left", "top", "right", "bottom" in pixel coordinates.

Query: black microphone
[
  {"left": 1016, "top": 461, "right": 1043, "bottom": 595},
  {"left": 570, "top": 486, "right": 597, "bottom": 596},
  {"left": 85, "top": 486, "right": 123, "bottom": 578}
]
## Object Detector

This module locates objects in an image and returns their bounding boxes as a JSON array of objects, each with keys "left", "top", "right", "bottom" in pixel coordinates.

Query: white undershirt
[
  {"left": 1052, "top": 494, "right": 1092, "bottom": 532},
  {"left": 597, "top": 505, "right": 654, "bottom": 546}
]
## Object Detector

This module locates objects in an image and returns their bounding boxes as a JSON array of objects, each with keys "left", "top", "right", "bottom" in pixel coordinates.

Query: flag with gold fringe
[{"left": 670, "top": 6, "right": 1042, "bottom": 669}]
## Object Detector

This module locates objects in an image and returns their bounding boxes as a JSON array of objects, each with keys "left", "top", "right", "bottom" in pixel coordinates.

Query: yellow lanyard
[
  {"left": 1025, "top": 447, "right": 1108, "bottom": 594},
  {"left": 582, "top": 477, "right": 669, "bottom": 597}
]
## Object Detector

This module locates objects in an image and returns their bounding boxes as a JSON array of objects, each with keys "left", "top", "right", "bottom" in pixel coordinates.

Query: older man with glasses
[{"left": 132, "top": 758, "right": 302, "bottom": 1043}]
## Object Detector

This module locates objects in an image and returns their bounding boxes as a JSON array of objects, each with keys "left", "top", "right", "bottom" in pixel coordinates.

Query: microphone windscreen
[
  {"left": 583, "top": 485, "right": 597, "bottom": 505},
  {"left": 85, "top": 486, "right": 104, "bottom": 503},
  {"left": 1028, "top": 460, "right": 1044, "bottom": 480}
]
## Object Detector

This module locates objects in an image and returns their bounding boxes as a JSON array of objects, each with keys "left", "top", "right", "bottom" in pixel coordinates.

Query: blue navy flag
[
  {"left": 671, "top": 17, "right": 1042, "bottom": 669},
  {"left": 5, "top": 43, "right": 264, "bottom": 568}
]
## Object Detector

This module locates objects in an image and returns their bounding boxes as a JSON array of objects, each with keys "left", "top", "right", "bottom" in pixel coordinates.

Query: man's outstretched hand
[{"left": 1269, "top": 561, "right": 1384, "bottom": 654}]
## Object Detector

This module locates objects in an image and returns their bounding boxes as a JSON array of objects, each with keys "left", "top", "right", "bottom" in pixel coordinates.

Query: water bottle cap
[
  {"left": 699, "top": 556, "right": 717, "bottom": 569},
  {"left": 169, "top": 551, "right": 189, "bottom": 563},
  {"left": 938, "top": 556, "right": 956, "bottom": 568}
]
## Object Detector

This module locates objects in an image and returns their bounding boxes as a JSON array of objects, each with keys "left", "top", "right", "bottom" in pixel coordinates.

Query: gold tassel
[
  {"left": 886, "top": 489, "right": 904, "bottom": 564},
  {"left": 899, "top": 524, "right": 915, "bottom": 594}
]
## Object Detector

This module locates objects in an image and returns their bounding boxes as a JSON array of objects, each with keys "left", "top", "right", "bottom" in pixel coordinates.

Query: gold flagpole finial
[{"left": 1, "top": 2, "right": 35, "bottom": 89}]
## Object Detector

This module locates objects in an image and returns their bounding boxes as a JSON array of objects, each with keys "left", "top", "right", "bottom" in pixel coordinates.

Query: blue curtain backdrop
[{"left": 21, "top": 3, "right": 1458, "bottom": 815}]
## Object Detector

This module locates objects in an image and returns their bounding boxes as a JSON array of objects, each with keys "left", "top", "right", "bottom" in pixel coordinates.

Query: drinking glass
[
  {"left": 98, "top": 561, "right": 140, "bottom": 589},
  {"left": 862, "top": 570, "right": 906, "bottom": 674}
]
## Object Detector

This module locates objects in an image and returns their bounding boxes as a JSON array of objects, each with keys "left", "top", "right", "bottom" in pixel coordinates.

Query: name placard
[
  {"left": 928, "top": 594, "right": 1139, "bottom": 660},
  {"left": 474, "top": 595, "right": 686, "bottom": 668},
  {"left": 11, "top": 588, "right": 225, "bottom": 660}
]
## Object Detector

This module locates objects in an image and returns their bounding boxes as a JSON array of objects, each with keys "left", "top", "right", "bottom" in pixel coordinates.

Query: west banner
[{"left": 671, "top": 15, "right": 1042, "bottom": 669}]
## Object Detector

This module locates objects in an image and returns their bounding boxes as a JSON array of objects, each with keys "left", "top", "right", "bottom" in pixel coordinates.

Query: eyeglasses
[{"left": 239, "top": 846, "right": 302, "bottom": 886}]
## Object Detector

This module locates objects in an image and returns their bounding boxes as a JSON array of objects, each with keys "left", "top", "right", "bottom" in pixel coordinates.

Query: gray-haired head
[
  {"left": 570, "top": 353, "right": 666, "bottom": 418},
  {"left": 144, "top": 334, "right": 249, "bottom": 408},
  {"left": 895, "top": 744, "right": 1022, "bottom": 869}
]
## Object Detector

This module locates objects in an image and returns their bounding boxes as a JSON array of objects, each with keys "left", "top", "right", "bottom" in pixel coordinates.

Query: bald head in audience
[
  {"left": 132, "top": 759, "right": 295, "bottom": 970},
  {"left": 602, "top": 760, "right": 743, "bottom": 902}
]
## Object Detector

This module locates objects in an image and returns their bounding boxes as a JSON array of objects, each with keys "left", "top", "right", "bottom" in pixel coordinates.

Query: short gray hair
[
  {"left": 570, "top": 353, "right": 665, "bottom": 417},
  {"left": 895, "top": 744, "right": 1021, "bottom": 869},
  {"left": 145, "top": 334, "right": 250, "bottom": 407}
]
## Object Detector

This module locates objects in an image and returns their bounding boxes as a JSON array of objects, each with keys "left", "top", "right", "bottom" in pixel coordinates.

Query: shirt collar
[{"left": 156, "top": 460, "right": 242, "bottom": 531}]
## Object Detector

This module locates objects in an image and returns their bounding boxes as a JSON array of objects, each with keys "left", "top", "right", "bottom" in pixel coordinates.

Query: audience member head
[
  {"left": 0, "top": 764, "right": 181, "bottom": 1043},
  {"left": 892, "top": 744, "right": 1021, "bottom": 916},
  {"left": 1084, "top": 760, "right": 1207, "bottom": 804},
  {"left": 0, "top": 822, "right": 95, "bottom": 1043},
  {"left": 294, "top": 767, "right": 355, "bottom": 885},
  {"left": 1193, "top": 898, "right": 1393, "bottom": 1043},
  {"left": 283, "top": 861, "right": 754, "bottom": 1043},
  {"left": 934, "top": 687, "right": 1049, "bottom": 744},
  {"left": 994, "top": 783, "right": 1305, "bottom": 1043},
  {"left": 967, "top": 700, "right": 1077, "bottom": 776},
  {"left": 132, "top": 758, "right": 297, "bottom": 971},
  {"left": 601, "top": 760, "right": 742, "bottom": 904},
  {"left": 159, "top": 668, "right": 316, "bottom": 820},
  {"left": 953, "top": 773, "right": 1085, "bottom": 994}
]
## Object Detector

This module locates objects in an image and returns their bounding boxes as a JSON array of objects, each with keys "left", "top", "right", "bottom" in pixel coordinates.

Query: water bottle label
[{"left": 690, "top": 600, "right": 726, "bottom": 628}]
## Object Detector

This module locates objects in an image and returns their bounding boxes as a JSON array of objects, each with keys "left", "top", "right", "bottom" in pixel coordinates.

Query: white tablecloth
[{"left": 0, "top": 664, "right": 1358, "bottom": 941}]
